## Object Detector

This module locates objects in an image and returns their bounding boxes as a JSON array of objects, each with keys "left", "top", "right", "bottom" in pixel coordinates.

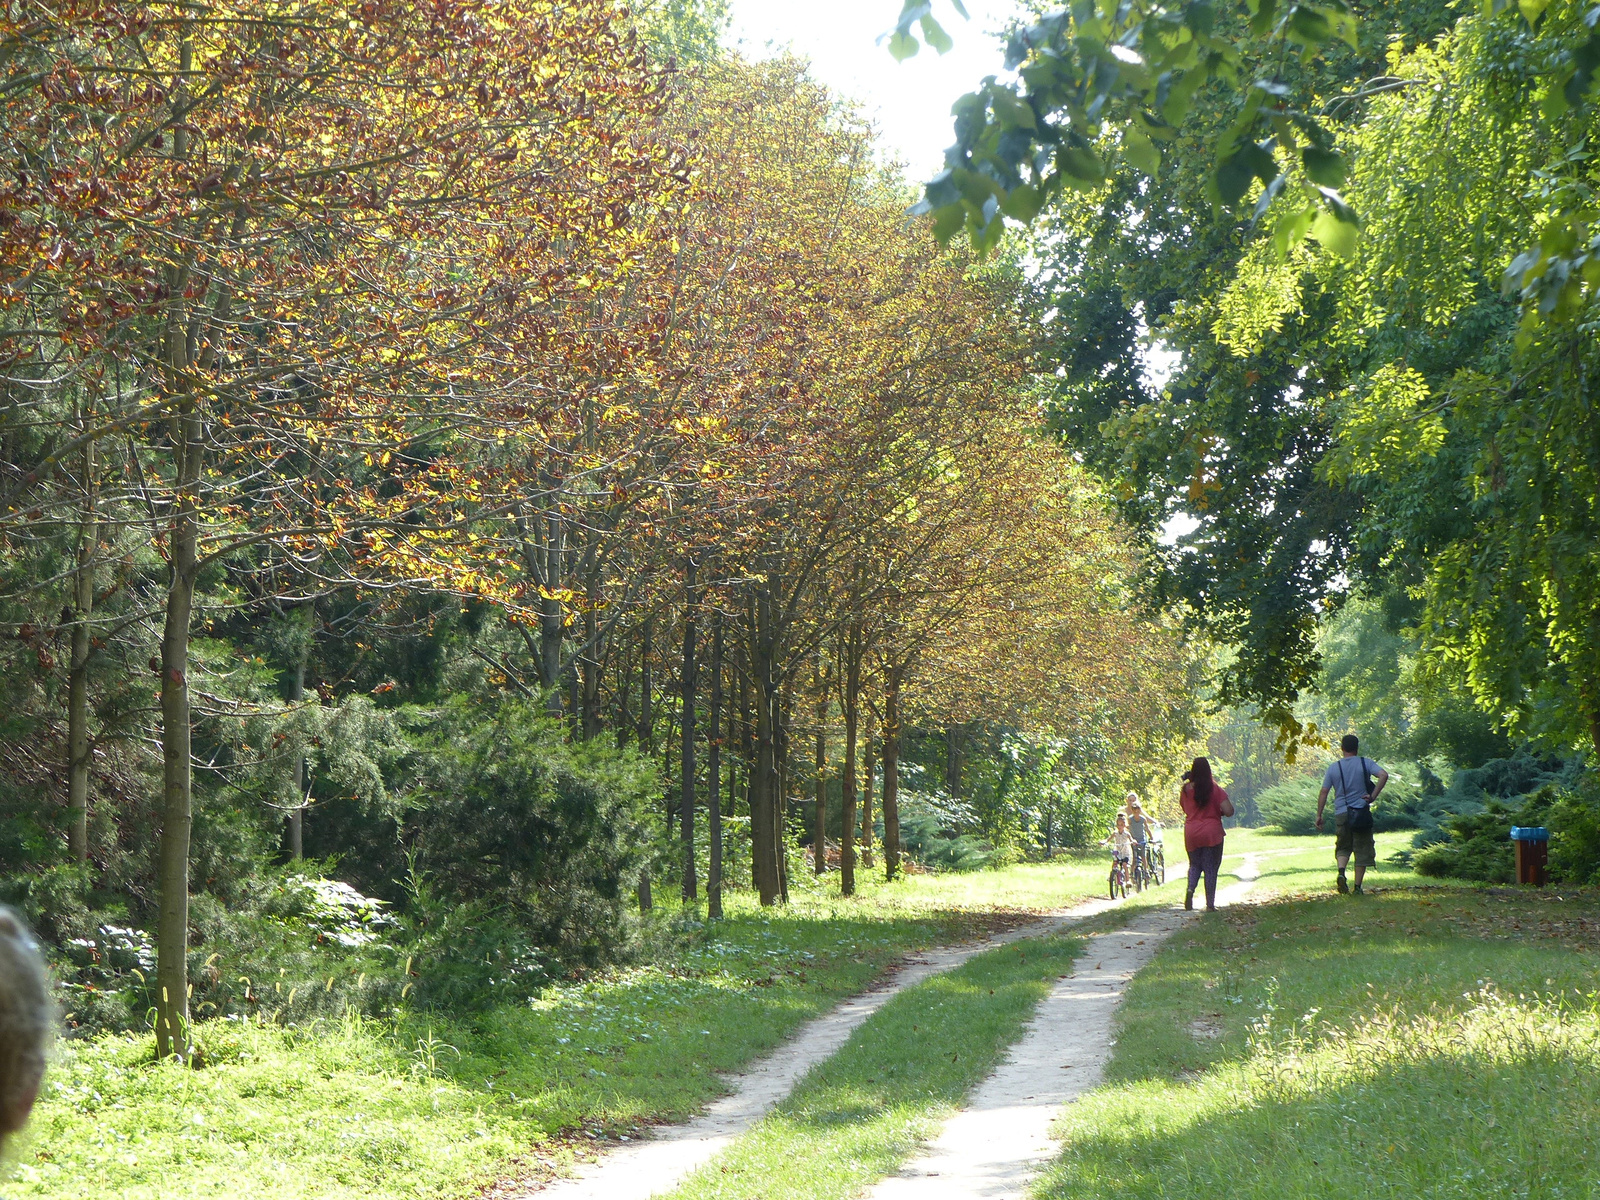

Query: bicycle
[
  {"left": 1108, "top": 852, "right": 1130, "bottom": 899},
  {"left": 1147, "top": 838, "right": 1166, "bottom": 885}
]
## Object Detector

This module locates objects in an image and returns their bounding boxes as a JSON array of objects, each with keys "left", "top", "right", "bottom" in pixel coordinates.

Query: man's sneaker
[
  {"left": 1336, "top": 872, "right": 1349, "bottom": 894},
  {"left": 1352, "top": 884, "right": 1364, "bottom": 896}
]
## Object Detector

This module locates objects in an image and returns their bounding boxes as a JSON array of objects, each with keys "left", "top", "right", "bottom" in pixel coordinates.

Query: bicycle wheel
[
  {"left": 1154, "top": 848, "right": 1166, "bottom": 885},
  {"left": 1132, "top": 854, "right": 1145, "bottom": 893},
  {"left": 1109, "top": 866, "right": 1119, "bottom": 900}
]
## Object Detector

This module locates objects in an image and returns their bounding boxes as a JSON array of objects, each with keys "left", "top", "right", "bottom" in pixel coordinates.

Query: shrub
[
  {"left": 1547, "top": 782, "right": 1600, "bottom": 885},
  {"left": 1408, "top": 753, "right": 1581, "bottom": 847},
  {"left": 407, "top": 701, "right": 657, "bottom": 972},
  {"left": 895, "top": 791, "right": 1004, "bottom": 871},
  {"left": 1412, "top": 802, "right": 1523, "bottom": 881},
  {"left": 1414, "top": 776, "right": 1600, "bottom": 885},
  {"left": 1256, "top": 768, "right": 1422, "bottom": 836}
]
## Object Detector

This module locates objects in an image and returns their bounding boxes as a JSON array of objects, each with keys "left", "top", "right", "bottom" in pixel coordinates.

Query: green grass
[
  {"left": 11, "top": 858, "right": 1109, "bottom": 1200},
  {"left": 1036, "top": 879, "right": 1600, "bottom": 1200},
  {"left": 662, "top": 932, "right": 1088, "bottom": 1200},
  {"left": 800, "top": 850, "right": 1117, "bottom": 913}
]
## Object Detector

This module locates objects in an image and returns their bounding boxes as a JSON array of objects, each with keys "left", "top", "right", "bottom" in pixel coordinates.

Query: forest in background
[{"left": 0, "top": 0, "right": 1199, "bottom": 1056}]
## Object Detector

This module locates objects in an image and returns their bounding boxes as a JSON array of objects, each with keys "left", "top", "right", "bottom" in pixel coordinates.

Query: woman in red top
[{"left": 1180, "top": 757, "right": 1235, "bottom": 912}]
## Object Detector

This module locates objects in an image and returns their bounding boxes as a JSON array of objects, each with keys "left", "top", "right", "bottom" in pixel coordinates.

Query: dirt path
[
  {"left": 519, "top": 893, "right": 1127, "bottom": 1200},
  {"left": 864, "top": 856, "right": 1261, "bottom": 1200}
]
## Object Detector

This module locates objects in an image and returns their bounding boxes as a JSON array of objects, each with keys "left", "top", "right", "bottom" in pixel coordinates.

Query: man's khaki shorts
[{"left": 1335, "top": 810, "right": 1376, "bottom": 867}]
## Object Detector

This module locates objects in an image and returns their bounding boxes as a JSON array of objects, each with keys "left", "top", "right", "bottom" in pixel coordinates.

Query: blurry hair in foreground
[{"left": 0, "top": 905, "right": 51, "bottom": 1155}]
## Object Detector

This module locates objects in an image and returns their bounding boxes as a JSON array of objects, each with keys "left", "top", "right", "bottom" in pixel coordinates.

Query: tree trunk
[
  {"left": 883, "top": 674, "right": 902, "bottom": 881},
  {"left": 752, "top": 681, "right": 778, "bottom": 904},
  {"left": 707, "top": 612, "right": 724, "bottom": 919},
  {"left": 777, "top": 682, "right": 792, "bottom": 904},
  {"left": 638, "top": 618, "right": 654, "bottom": 749},
  {"left": 840, "top": 648, "right": 859, "bottom": 897},
  {"left": 734, "top": 661, "right": 747, "bottom": 888},
  {"left": 637, "top": 618, "right": 654, "bottom": 913},
  {"left": 66, "top": 436, "right": 96, "bottom": 863},
  {"left": 539, "top": 515, "right": 565, "bottom": 718},
  {"left": 945, "top": 723, "right": 965, "bottom": 797},
  {"left": 861, "top": 722, "right": 875, "bottom": 869},
  {"left": 286, "top": 634, "right": 308, "bottom": 860},
  {"left": 681, "top": 561, "right": 698, "bottom": 902},
  {"left": 663, "top": 682, "right": 676, "bottom": 845},
  {"left": 738, "top": 660, "right": 755, "bottom": 890},
  {"left": 750, "top": 590, "right": 781, "bottom": 905},
  {"left": 155, "top": 409, "right": 201, "bottom": 1063},
  {"left": 580, "top": 537, "right": 602, "bottom": 739},
  {"left": 813, "top": 654, "right": 827, "bottom": 874}
]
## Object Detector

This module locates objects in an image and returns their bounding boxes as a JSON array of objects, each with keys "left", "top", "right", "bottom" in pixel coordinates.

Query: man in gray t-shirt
[{"left": 1315, "top": 734, "right": 1389, "bottom": 895}]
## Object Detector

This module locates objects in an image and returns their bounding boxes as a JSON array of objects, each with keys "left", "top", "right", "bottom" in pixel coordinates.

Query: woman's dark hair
[{"left": 1189, "top": 757, "right": 1215, "bottom": 810}]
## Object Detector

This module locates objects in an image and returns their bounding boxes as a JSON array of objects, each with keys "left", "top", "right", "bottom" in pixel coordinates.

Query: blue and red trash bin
[{"left": 1509, "top": 826, "right": 1549, "bottom": 886}]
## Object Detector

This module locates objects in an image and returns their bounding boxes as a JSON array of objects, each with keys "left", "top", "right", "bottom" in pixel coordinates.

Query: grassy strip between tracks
[
  {"left": 10, "top": 857, "right": 1111, "bottom": 1200},
  {"left": 660, "top": 930, "right": 1088, "bottom": 1200},
  {"left": 1036, "top": 881, "right": 1600, "bottom": 1200}
]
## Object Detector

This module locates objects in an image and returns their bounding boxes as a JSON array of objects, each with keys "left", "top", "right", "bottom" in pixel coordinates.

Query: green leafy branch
[
  {"left": 885, "top": 1, "right": 971, "bottom": 59},
  {"left": 903, "top": 0, "right": 1363, "bottom": 255}
]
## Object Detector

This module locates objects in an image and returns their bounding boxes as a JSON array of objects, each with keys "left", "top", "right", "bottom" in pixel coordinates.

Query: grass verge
[
  {"left": 662, "top": 931, "right": 1087, "bottom": 1200},
  {"left": 1036, "top": 881, "right": 1600, "bottom": 1200},
  {"left": 13, "top": 859, "right": 1106, "bottom": 1200}
]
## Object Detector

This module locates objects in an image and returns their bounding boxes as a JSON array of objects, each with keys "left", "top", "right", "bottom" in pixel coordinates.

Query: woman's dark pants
[{"left": 1188, "top": 843, "right": 1225, "bottom": 908}]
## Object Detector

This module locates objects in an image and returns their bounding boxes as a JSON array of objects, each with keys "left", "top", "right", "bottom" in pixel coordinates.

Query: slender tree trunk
[
  {"left": 156, "top": 410, "right": 201, "bottom": 1063},
  {"left": 286, "top": 635, "right": 308, "bottom": 860},
  {"left": 738, "top": 661, "right": 755, "bottom": 890},
  {"left": 66, "top": 437, "right": 96, "bottom": 863},
  {"left": 752, "top": 681, "right": 778, "bottom": 903},
  {"left": 840, "top": 647, "right": 859, "bottom": 897},
  {"left": 539, "top": 515, "right": 565, "bottom": 718},
  {"left": 778, "top": 681, "right": 792, "bottom": 904},
  {"left": 883, "top": 674, "right": 902, "bottom": 881},
  {"left": 663, "top": 682, "right": 676, "bottom": 850},
  {"left": 750, "top": 587, "right": 782, "bottom": 904},
  {"left": 637, "top": 618, "right": 654, "bottom": 912},
  {"left": 861, "top": 722, "right": 875, "bottom": 869},
  {"left": 638, "top": 618, "right": 654, "bottom": 748},
  {"left": 580, "top": 610, "right": 601, "bottom": 739},
  {"left": 708, "top": 612, "right": 724, "bottom": 919},
  {"left": 681, "top": 561, "right": 698, "bottom": 902},
  {"left": 813, "top": 654, "right": 827, "bottom": 874},
  {"left": 945, "top": 724, "right": 964, "bottom": 797},
  {"left": 580, "top": 538, "right": 602, "bottom": 739}
]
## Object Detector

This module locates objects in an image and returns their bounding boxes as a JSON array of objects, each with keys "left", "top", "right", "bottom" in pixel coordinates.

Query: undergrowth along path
[
  {"left": 864, "top": 859, "right": 1259, "bottom": 1200},
  {"left": 520, "top": 894, "right": 1128, "bottom": 1200}
]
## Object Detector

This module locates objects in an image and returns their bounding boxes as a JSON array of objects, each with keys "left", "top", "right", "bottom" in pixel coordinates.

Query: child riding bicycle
[{"left": 1103, "top": 812, "right": 1133, "bottom": 864}]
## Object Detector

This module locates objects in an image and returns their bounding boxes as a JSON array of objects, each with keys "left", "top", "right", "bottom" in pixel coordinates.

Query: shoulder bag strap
[{"left": 1339, "top": 757, "right": 1364, "bottom": 808}]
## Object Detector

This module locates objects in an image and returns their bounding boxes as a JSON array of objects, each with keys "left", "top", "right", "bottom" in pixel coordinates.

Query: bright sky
[{"left": 724, "top": 1, "right": 1024, "bottom": 181}]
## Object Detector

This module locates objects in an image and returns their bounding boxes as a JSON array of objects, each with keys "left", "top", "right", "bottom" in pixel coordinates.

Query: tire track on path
[
  {"left": 864, "top": 855, "right": 1261, "bottom": 1200},
  {"left": 519, "top": 892, "right": 1128, "bottom": 1200}
]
